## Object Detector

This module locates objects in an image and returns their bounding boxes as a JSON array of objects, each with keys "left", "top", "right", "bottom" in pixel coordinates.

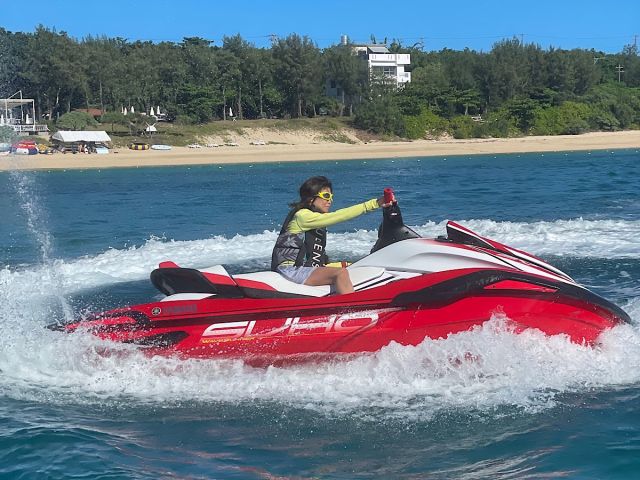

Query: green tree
[
  {"left": 245, "top": 48, "right": 274, "bottom": 118},
  {"left": 100, "top": 111, "right": 127, "bottom": 133},
  {"left": 0, "top": 125, "right": 16, "bottom": 143},
  {"left": 0, "top": 29, "right": 26, "bottom": 97},
  {"left": 485, "top": 38, "right": 530, "bottom": 104},
  {"left": 502, "top": 97, "right": 543, "bottom": 132},
  {"left": 621, "top": 43, "right": 640, "bottom": 87},
  {"left": 354, "top": 92, "right": 404, "bottom": 135},
  {"left": 222, "top": 34, "right": 254, "bottom": 120},
  {"left": 324, "top": 43, "right": 368, "bottom": 116},
  {"left": 125, "top": 112, "right": 150, "bottom": 135},
  {"left": 22, "top": 26, "right": 87, "bottom": 119},
  {"left": 531, "top": 101, "right": 592, "bottom": 135},
  {"left": 272, "top": 34, "right": 322, "bottom": 117},
  {"left": 403, "top": 108, "right": 448, "bottom": 139},
  {"left": 216, "top": 49, "right": 241, "bottom": 120},
  {"left": 177, "top": 37, "right": 218, "bottom": 119},
  {"left": 176, "top": 84, "right": 219, "bottom": 123},
  {"left": 56, "top": 111, "right": 98, "bottom": 130},
  {"left": 449, "top": 115, "right": 476, "bottom": 138},
  {"left": 399, "top": 63, "right": 450, "bottom": 115}
]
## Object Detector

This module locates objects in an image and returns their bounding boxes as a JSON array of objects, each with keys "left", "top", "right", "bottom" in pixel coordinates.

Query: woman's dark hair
[{"left": 289, "top": 176, "right": 333, "bottom": 209}]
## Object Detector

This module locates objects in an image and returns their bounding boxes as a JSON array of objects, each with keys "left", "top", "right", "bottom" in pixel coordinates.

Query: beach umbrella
[
  {"left": 0, "top": 115, "right": 4, "bottom": 125},
  {"left": 25, "top": 114, "right": 31, "bottom": 124},
  {"left": 124, "top": 107, "right": 128, "bottom": 115},
  {"left": 150, "top": 107, "right": 155, "bottom": 116},
  {"left": 156, "top": 106, "right": 161, "bottom": 114},
  {"left": 130, "top": 106, "right": 135, "bottom": 114},
  {"left": 229, "top": 107, "right": 233, "bottom": 117}
]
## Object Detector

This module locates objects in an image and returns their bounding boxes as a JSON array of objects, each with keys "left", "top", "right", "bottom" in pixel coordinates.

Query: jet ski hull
[{"left": 53, "top": 267, "right": 629, "bottom": 363}]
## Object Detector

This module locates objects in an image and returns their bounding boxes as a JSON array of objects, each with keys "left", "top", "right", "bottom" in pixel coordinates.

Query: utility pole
[{"left": 616, "top": 64, "right": 624, "bottom": 82}]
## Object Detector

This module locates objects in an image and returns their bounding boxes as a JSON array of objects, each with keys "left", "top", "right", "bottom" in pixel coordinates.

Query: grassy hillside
[{"left": 99, "top": 117, "right": 364, "bottom": 148}]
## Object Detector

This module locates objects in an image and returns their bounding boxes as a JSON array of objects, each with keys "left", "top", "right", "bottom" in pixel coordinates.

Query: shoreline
[{"left": 1, "top": 130, "right": 639, "bottom": 171}]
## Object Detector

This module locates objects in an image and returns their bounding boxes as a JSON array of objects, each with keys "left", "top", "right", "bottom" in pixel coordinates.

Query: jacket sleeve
[{"left": 288, "top": 199, "right": 380, "bottom": 233}]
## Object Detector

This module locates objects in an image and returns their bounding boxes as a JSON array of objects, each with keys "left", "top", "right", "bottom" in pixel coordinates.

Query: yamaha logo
[{"left": 151, "top": 307, "right": 161, "bottom": 316}]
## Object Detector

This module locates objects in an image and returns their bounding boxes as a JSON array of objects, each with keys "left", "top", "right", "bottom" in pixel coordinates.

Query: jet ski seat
[
  {"left": 234, "top": 266, "right": 385, "bottom": 297},
  {"left": 152, "top": 262, "right": 386, "bottom": 300}
]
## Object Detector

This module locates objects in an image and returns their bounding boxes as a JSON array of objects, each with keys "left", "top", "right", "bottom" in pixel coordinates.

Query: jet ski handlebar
[
  {"left": 371, "top": 188, "right": 420, "bottom": 253},
  {"left": 383, "top": 187, "right": 396, "bottom": 205}
]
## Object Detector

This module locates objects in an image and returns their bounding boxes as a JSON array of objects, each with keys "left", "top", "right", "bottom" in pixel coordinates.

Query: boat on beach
[
  {"left": 11, "top": 140, "right": 38, "bottom": 155},
  {"left": 129, "top": 142, "right": 150, "bottom": 150}
]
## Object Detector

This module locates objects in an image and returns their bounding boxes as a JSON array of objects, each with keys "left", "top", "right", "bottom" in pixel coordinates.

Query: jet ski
[{"left": 50, "top": 190, "right": 631, "bottom": 364}]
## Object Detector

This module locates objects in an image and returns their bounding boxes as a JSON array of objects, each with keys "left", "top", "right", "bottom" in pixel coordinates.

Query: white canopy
[{"left": 51, "top": 131, "right": 111, "bottom": 143}]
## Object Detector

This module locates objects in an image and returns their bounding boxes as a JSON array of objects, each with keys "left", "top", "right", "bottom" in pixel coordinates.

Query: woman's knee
[
  {"left": 337, "top": 268, "right": 349, "bottom": 279},
  {"left": 336, "top": 268, "right": 351, "bottom": 284}
]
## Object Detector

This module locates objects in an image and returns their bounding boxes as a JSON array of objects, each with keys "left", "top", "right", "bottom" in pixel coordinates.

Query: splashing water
[
  {"left": 0, "top": 217, "right": 639, "bottom": 419},
  {"left": 5, "top": 170, "right": 73, "bottom": 321},
  {"left": 2, "top": 313, "right": 640, "bottom": 421}
]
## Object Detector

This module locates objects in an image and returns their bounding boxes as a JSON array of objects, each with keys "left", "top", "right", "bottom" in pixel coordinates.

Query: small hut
[{"left": 51, "top": 130, "right": 112, "bottom": 154}]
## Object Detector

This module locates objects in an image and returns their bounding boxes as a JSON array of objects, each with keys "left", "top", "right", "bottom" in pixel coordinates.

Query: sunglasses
[{"left": 316, "top": 192, "right": 334, "bottom": 201}]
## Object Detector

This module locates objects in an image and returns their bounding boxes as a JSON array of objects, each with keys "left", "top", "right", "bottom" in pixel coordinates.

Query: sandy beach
[{"left": 1, "top": 130, "right": 639, "bottom": 171}]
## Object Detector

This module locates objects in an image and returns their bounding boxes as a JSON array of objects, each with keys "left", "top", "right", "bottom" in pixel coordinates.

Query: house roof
[
  {"left": 368, "top": 46, "right": 390, "bottom": 53},
  {"left": 1, "top": 98, "right": 34, "bottom": 109},
  {"left": 51, "top": 131, "right": 111, "bottom": 143},
  {"left": 74, "top": 108, "right": 104, "bottom": 117}
]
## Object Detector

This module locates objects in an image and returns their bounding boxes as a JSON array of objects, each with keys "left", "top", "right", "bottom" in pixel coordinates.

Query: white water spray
[
  {"left": 1, "top": 217, "right": 640, "bottom": 416},
  {"left": 7, "top": 170, "right": 73, "bottom": 322}
]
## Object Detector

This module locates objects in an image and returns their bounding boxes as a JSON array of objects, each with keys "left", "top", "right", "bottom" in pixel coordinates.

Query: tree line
[{"left": 1, "top": 26, "right": 639, "bottom": 138}]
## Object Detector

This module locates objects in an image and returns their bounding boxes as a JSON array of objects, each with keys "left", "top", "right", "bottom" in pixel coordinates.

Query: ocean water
[{"left": 1, "top": 150, "right": 640, "bottom": 479}]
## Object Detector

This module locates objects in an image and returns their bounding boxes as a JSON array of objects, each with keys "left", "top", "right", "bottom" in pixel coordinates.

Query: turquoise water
[{"left": 1, "top": 150, "right": 640, "bottom": 478}]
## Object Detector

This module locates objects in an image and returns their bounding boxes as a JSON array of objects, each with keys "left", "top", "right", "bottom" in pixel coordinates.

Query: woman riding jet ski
[
  {"left": 272, "top": 176, "right": 392, "bottom": 294},
  {"left": 49, "top": 187, "right": 631, "bottom": 364}
]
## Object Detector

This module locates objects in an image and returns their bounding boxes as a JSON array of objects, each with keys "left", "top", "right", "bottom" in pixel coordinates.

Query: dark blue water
[{"left": 1, "top": 150, "right": 640, "bottom": 479}]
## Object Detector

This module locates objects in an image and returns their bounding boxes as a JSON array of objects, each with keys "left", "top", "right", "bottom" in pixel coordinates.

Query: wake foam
[{"left": 2, "top": 316, "right": 640, "bottom": 420}]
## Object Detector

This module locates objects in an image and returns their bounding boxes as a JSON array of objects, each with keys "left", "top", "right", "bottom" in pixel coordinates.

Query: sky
[{"left": 2, "top": 0, "right": 638, "bottom": 53}]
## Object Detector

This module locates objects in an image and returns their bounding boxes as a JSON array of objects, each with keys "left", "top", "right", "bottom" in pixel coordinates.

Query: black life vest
[{"left": 271, "top": 208, "right": 328, "bottom": 271}]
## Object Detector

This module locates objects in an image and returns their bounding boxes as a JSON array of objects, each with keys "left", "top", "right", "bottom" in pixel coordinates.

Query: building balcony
[
  {"left": 368, "top": 53, "right": 411, "bottom": 65},
  {"left": 9, "top": 124, "right": 49, "bottom": 133}
]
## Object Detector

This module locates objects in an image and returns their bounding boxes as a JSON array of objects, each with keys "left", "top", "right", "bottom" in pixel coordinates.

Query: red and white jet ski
[{"left": 51, "top": 193, "right": 630, "bottom": 363}]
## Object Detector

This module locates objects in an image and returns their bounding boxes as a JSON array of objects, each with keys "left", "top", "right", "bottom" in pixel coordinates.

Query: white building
[
  {"left": 325, "top": 39, "right": 411, "bottom": 101},
  {"left": 1, "top": 91, "right": 49, "bottom": 135},
  {"left": 353, "top": 45, "right": 411, "bottom": 87}
]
